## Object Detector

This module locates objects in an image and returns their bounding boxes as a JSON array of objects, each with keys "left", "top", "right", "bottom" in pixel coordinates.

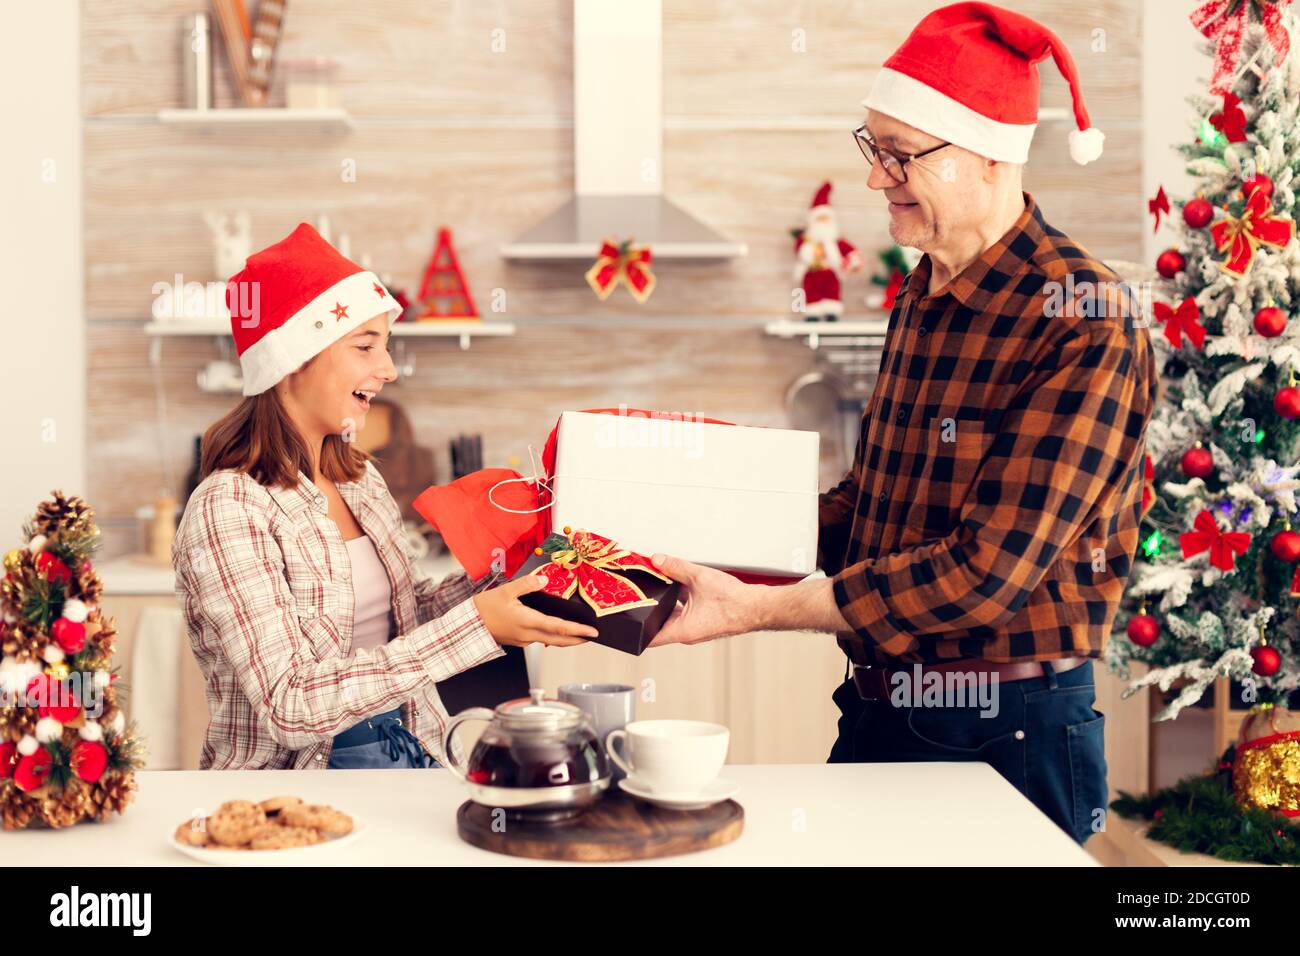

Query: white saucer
[{"left": 617, "top": 776, "right": 739, "bottom": 810}]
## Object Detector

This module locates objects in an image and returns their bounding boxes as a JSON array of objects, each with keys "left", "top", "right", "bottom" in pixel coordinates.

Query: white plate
[
  {"left": 617, "top": 776, "right": 739, "bottom": 811},
  {"left": 167, "top": 814, "right": 366, "bottom": 866}
]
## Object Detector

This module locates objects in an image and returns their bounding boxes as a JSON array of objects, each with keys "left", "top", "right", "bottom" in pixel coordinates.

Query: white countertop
[{"left": 7, "top": 764, "right": 1097, "bottom": 866}]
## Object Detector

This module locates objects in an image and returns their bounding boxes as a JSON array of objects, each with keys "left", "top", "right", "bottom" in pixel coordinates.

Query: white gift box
[{"left": 548, "top": 410, "right": 820, "bottom": 577}]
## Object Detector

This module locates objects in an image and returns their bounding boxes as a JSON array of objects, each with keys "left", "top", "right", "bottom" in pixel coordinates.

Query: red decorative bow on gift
[
  {"left": 1191, "top": 0, "right": 1292, "bottom": 95},
  {"left": 1153, "top": 296, "right": 1207, "bottom": 351},
  {"left": 535, "top": 529, "right": 672, "bottom": 615},
  {"left": 1209, "top": 188, "right": 1295, "bottom": 277},
  {"left": 586, "top": 238, "right": 656, "bottom": 303},
  {"left": 1180, "top": 508, "right": 1252, "bottom": 572}
]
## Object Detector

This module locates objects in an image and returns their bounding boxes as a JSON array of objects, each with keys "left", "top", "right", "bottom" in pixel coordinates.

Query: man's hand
[{"left": 647, "top": 554, "right": 758, "bottom": 647}]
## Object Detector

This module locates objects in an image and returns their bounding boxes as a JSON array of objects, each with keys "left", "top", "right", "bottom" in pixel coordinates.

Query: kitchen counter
[{"left": 6, "top": 764, "right": 1097, "bottom": 866}]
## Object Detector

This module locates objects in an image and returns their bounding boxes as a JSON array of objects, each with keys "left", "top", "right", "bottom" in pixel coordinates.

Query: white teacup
[{"left": 605, "top": 720, "right": 729, "bottom": 795}]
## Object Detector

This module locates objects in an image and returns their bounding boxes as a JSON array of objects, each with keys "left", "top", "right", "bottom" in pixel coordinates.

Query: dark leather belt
[{"left": 851, "top": 656, "right": 1087, "bottom": 702}]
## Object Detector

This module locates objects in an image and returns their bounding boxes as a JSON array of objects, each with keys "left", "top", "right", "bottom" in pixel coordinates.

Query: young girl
[{"left": 172, "top": 223, "right": 596, "bottom": 771}]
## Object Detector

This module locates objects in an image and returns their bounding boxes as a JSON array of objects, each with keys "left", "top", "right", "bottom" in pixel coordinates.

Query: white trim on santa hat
[
  {"left": 862, "top": 67, "right": 1037, "bottom": 165},
  {"left": 239, "top": 270, "right": 400, "bottom": 396},
  {"left": 804, "top": 298, "right": 844, "bottom": 316}
]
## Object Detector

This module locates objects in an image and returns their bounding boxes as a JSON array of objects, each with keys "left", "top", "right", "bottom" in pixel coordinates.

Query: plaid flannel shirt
[
  {"left": 820, "top": 194, "right": 1157, "bottom": 666},
  {"left": 173, "top": 460, "right": 505, "bottom": 770}
]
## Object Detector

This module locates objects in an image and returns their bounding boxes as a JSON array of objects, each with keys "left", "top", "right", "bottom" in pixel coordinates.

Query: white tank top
[{"left": 344, "top": 535, "right": 394, "bottom": 652}]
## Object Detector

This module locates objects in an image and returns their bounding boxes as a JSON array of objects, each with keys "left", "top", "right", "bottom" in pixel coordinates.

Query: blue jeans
[
  {"left": 327, "top": 707, "right": 441, "bottom": 769},
  {"left": 828, "top": 659, "right": 1108, "bottom": 846}
]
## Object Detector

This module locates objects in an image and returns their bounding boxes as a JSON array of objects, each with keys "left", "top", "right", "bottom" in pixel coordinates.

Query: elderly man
[{"left": 649, "top": 2, "right": 1156, "bottom": 846}]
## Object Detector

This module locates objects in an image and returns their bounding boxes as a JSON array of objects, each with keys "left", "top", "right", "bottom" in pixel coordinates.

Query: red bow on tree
[
  {"left": 585, "top": 238, "right": 656, "bottom": 303},
  {"left": 1191, "top": 0, "right": 1293, "bottom": 95},
  {"left": 1209, "top": 92, "right": 1248, "bottom": 143},
  {"left": 1209, "top": 187, "right": 1296, "bottom": 277},
  {"left": 1153, "top": 296, "right": 1207, "bottom": 350},
  {"left": 535, "top": 529, "right": 672, "bottom": 615},
  {"left": 1148, "top": 186, "right": 1170, "bottom": 233},
  {"left": 1180, "top": 508, "right": 1252, "bottom": 572}
]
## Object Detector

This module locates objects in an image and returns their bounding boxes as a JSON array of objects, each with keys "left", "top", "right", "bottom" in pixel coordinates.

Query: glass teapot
[{"left": 442, "top": 689, "right": 611, "bottom": 814}]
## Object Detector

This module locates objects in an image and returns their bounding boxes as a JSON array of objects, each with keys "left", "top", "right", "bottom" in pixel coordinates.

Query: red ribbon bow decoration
[
  {"left": 1209, "top": 92, "right": 1248, "bottom": 143},
  {"left": 535, "top": 529, "right": 672, "bottom": 615},
  {"left": 1180, "top": 508, "right": 1252, "bottom": 572},
  {"left": 1191, "top": 0, "right": 1292, "bottom": 95},
  {"left": 1153, "top": 296, "right": 1207, "bottom": 351},
  {"left": 586, "top": 238, "right": 656, "bottom": 303},
  {"left": 1209, "top": 187, "right": 1295, "bottom": 277},
  {"left": 1148, "top": 186, "right": 1170, "bottom": 233}
]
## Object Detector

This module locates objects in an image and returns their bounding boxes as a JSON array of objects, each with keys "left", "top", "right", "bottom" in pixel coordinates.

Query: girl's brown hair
[{"left": 199, "top": 382, "right": 372, "bottom": 490}]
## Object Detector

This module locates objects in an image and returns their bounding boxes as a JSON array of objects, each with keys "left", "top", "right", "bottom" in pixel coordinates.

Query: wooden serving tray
[{"left": 456, "top": 790, "right": 743, "bottom": 862}]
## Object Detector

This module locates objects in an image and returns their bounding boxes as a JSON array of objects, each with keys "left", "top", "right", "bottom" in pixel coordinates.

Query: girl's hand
[{"left": 472, "top": 571, "right": 598, "bottom": 648}]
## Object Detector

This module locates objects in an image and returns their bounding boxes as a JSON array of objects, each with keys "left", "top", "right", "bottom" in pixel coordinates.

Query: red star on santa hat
[
  {"left": 331, "top": 302, "right": 349, "bottom": 321},
  {"left": 373, "top": 282, "right": 385, "bottom": 297}
]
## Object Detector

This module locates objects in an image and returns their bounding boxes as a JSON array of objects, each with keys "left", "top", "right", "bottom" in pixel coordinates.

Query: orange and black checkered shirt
[{"left": 820, "top": 193, "right": 1158, "bottom": 666}]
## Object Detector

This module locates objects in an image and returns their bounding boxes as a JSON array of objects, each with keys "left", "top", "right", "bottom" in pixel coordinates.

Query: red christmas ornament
[
  {"left": 50, "top": 617, "right": 86, "bottom": 655},
  {"left": 1275, "top": 386, "right": 1300, "bottom": 420},
  {"left": 1251, "top": 644, "right": 1282, "bottom": 677},
  {"left": 1254, "top": 305, "right": 1287, "bottom": 338},
  {"left": 34, "top": 551, "right": 71, "bottom": 586},
  {"left": 1271, "top": 529, "right": 1300, "bottom": 562},
  {"left": 13, "top": 748, "right": 52, "bottom": 792},
  {"left": 1181, "top": 446, "right": 1215, "bottom": 479},
  {"left": 1156, "top": 248, "right": 1186, "bottom": 279},
  {"left": 1243, "top": 173, "right": 1274, "bottom": 201},
  {"left": 70, "top": 740, "right": 108, "bottom": 784},
  {"left": 1183, "top": 197, "right": 1213, "bottom": 229},
  {"left": 0, "top": 741, "right": 14, "bottom": 779},
  {"left": 26, "top": 674, "right": 80, "bottom": 724},
  {"left": 1127, "top": 614, "right": 1160, "bottom": 647},
  {"left": 1180, "top": 509, "right": 1252, "bottom": 572}
]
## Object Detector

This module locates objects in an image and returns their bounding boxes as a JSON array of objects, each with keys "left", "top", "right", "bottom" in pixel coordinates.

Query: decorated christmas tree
[
  {"left": 1108, "top": 9, "right": 1300, "bottom": 721},
  {"left": 0, "top": 492, "right": 143, "bottom": 829}
]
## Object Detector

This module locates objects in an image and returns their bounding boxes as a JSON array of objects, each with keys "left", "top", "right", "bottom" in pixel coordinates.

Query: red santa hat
[
  {"left": 810, "top": 181, "right": 833, "bottom": 214},
  {"left": 862, "top": 1, "right": 1103, "bottom": 166},
  {"left": 225, "top": 223, "right": 401, "bottom": 396}
]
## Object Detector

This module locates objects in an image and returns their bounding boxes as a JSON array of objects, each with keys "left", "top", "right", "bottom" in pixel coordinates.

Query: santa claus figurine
[{"left": 793, "top": 181, "right": 862, "bottom": 321}]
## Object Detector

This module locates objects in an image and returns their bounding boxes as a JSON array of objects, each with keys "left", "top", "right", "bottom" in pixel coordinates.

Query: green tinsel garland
[{"left": 1110, "top": 746, "right": 1300, "bottom": 866}]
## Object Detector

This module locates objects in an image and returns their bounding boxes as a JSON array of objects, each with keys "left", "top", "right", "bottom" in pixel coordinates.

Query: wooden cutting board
[{"left": 456, "top": 790, "right": 743, "bottom": 862}]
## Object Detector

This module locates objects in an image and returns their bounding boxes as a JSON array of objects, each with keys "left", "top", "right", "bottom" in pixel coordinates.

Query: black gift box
[{"left": 514, "top": 550, "right": 681, "bottom": 656}]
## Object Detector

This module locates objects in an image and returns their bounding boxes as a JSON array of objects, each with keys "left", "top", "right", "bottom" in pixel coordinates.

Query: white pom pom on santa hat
[{"left": 1068, "top": 127, "right": 1105, "bottom": 166}]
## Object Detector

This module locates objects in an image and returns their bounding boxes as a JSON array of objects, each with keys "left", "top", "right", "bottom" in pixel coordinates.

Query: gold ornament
[
  {"left": 1232, "top": 705, "right": 1300, "bottom": 818},
  {"left": 3, "top": 549, "right": 22, "bottom": 573}
]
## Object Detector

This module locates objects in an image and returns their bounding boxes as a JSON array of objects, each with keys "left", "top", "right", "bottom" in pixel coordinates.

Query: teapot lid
[{"left": 495, "top": 689, "right": 585, "bottom": 732}]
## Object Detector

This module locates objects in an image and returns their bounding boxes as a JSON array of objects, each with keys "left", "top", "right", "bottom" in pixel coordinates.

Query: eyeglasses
[{"left": 853, "top": 123, "right": 951, "bottom": 184}]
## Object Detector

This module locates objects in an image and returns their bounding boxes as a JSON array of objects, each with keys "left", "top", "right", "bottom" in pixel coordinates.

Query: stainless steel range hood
[{"left": 500, "top": 0, "right": 747, "bottom": 261}]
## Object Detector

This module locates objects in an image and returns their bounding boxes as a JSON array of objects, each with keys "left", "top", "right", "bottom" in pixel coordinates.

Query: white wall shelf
[
  {"left": 144, "top": 318, "right": 515, "bottom": 351},
  {"left": 157, "top": 107, "right": 352, "bottom": 128},
  {"left": 765, "top": 317, "right": 888, "bottom": 350}
]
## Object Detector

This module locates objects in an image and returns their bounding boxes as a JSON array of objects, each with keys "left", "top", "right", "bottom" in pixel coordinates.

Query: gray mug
[{"left": 558, "top": 683, "right": 636, "bottom": 781}]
